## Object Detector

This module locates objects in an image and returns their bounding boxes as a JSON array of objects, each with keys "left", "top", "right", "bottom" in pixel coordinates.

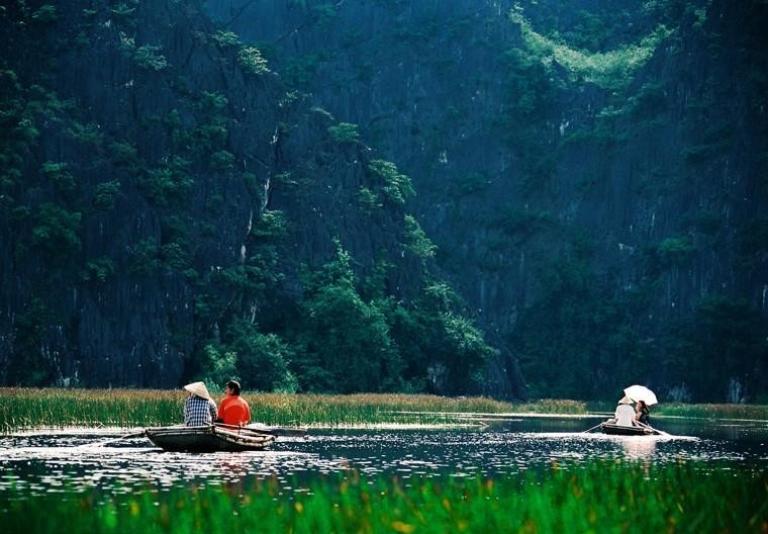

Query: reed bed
[
  {"left": 3, "top": 462, "right": 766, "bottom": 533},
  {"left": 2, "top": 388, "right": 765, "bottom": 432},
  {"left": 0, "top": 389, "right": 521, "bottom": 431},
  {"left": 654, "top": 403, "right": 768, "bottom": 420}
]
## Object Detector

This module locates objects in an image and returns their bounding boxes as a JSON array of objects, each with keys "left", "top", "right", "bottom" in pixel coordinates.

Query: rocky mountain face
[
  {"left": 0, "top": 0, "right": 765, "bottom": 401},
  {"left": 206, "top": 0, "right": 768, "bottom": 401},
  {"left": 0, "top": 0, "right": 503, "bottom": 395}
]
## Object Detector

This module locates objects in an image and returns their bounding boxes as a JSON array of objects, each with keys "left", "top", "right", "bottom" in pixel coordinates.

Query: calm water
[{"left": 1, "top": 416, "right": 766, "bottom": 496}]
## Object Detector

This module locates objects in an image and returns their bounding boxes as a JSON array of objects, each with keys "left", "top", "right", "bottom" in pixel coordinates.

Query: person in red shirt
[{"left": 216, "top": 379, "right": 251, "bottom": 426}]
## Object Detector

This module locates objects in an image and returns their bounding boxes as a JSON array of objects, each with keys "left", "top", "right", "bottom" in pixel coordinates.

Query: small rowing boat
[
  {"left": 601, "top": 422, "right": 659, "bottom": 436},
  {"left": 146, "top": 425, "right": 275, "bottom": 452}
]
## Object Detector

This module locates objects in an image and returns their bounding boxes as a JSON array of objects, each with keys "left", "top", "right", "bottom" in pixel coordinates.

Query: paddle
[
  {"left": 634, "top": 420, "right": 671, "bottom": 437},
  {"left": 581, "top": 422, "right": 604, "bottom": 434},
  {"left": 215, "top": 422, "right": 307, "bottom": 437},
  {"left": 92, "top": 429, "right": 147, "bottom": 447}
]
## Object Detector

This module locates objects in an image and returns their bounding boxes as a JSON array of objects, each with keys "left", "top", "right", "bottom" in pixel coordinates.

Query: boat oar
[
  {"left": 215, "top": 422, "right": 307, "bottom": 437},
  {"left": 92, "top": 429, "right": 147, "bottom": 447},
  {"left": 635, "top": 421, "right": 670, "bottom": 437},
  {"left": 581, "top": 422, "right": 605, "bottom": 434}
]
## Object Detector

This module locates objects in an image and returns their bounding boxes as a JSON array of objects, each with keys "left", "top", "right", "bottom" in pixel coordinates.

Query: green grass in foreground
[{"left": 3, "top": 463, "right": 766, "bottom": 533}]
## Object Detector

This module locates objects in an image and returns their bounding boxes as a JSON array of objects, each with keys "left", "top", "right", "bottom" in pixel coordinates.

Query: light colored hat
[
  {"left": 618, "top": 396, "right": 633, "bottom": 404},
  {"left": 184, "top": 381, "right": 211, "bottom": 400}
]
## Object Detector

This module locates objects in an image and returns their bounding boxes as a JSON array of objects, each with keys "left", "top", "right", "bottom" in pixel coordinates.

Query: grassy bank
[
  {"left": 2, "top": 388, "right": 766, "bottom": 432},
  {"left": 0, "top": 389, "right": 529, "bottom": 431},
  {"left": 653, "top": 403, "right": 768, "bottom": 420},
  {"left": 3, "top": 462, "right": 766, "bottom": 533}
]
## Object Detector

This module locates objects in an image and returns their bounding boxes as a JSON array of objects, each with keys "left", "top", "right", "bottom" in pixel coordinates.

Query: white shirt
[{"left": 614, "top": 404, "right": 636, "bottom": 427}]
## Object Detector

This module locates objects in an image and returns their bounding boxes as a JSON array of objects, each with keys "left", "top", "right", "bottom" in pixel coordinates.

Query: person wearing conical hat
[
  {"left": 612, "top": 395, "right": 636, "bottom": 427},
  {"left": 183, "top": 381, "right": 218, "bottom": 427}
]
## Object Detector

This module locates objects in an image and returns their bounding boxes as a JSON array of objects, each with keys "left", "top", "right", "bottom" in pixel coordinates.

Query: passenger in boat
[
  {"left": 613, "top": 396, "right": 636, "bottom": 427},
  {"left": 183, "top": 381, "right": 218, "bottom": 426},
  {"left": 216, "top": 379, "right": 251, "bottom": 426},
  {"left": 636, "top": 400, "right": 650, "bottom": 426}
]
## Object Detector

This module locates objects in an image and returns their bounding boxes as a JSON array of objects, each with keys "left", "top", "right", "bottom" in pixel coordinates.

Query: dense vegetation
[
  {"left": 1, "top": 0, "right": 766, "bottom": 402},
  {"left": 3, "top": 463, "right": 767, "bottom": 532},
  {"left": 0, "top": 388, "right": 585, "bottom": 432},
  {"left": 0, "top": 0, "right": 495, "bottom": 396},
  {"left": 212, "top": 0, "right": 768, "bottom": 402},
  {"left": 3, "top": 388, "right": 767, "bottom": 433}
]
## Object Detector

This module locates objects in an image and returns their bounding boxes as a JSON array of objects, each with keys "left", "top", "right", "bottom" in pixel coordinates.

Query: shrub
[
  {"left": 133, "top": 45, "right": 168, "bottom": 71},
  {"left": 93, "top": 180, "right": 121, "bottom": 209},
  {"left": 368, "top": 159, "right": 414, "bottom": 205},
  {"left": 41, "top": 162, "right": 77, "bottom": 191},
  {"left": 139, "top": 158, "right": 193, "bottom": 205},
  {"left": 357, "top": 187, "right": 381, "bottom": 212},
  {"left": 657, "top": 236, "right": 695, "bottom": 266},
  {"left": 403, "top": 214, "right": 436, "bottom": 259},
  {"left": 238, "top": 47, "right": 270, "bottom": 75},
  {"left": 82, "top": 257, "right": 116, "bottom": 283},
  {"left": 250, "top": 210, "right": 287, "bottom": 239},
  {"left": 210, "top": 150, "right": 235, "bottom": 171},
  {"left": 328, "top": 122, "right": 360, "bottom": 143},
  {"left": 212, "top": 30, "right": 240, "bottom": 48},
  {"left": 227, "top": 321, "right": 298, "bottom": 393},
  {"left": 31, "top": 203, "right": 82, "bottom": 257},
  {"left": 31, "top": 4, "right": 57, "bottom": 23}
]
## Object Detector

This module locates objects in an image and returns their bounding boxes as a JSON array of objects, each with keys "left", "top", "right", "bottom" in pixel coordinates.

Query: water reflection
[
  {"left": 1, "top": 417, "right": 766, "bottom": 496},
  {"left": 619, "top": 437, "right": 657, "bottom": 460}
]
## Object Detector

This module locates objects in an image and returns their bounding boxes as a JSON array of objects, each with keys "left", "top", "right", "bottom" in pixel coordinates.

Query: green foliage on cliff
[
  {"left": 238, "top": 46, "right": 270, "bottom": 75},
  {"left": 31, "top": 203, "right": 82, "bottom": 257},
  {"left": 368, "top": 160, "right": 415, "bottom": 206},
  {"left": 1, "top": 0, "right": 765, "bottom": 403},
  {"left": 510, "top": 10, "right": 671, "bottom": 90},
  {"left": 328, "top": 122, "right": 360, "bottom": 143},
  {"left": 296, "top": 242, "right": 402, "bottom": 392},
  {"left": 403, "top": 215, "right": 436, "bottom": 259},
  {"left": 133, "top": 45, "right": 168, "bottom": 71},
  {"left": 93, "top": 180, "right": 121, "bottom": 210}
]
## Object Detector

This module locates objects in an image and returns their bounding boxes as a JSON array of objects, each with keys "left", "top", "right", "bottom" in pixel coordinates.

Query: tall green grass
[
  {"left": 3, "top": 462, "right": 766, "bottom": 533},
  {"left": 0, "top": 389, "right": 524, "bottom": 431},
  {"left": 2, "top": 389, "right": 765, "bottom": 432},
  {"left": 654, "top": 403, "right": 768, "bottom": 420}
]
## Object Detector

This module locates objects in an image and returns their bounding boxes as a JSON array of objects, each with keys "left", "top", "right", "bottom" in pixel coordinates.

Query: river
[{"left": 1, "top": 416, "right": 766, "bottom": 496}]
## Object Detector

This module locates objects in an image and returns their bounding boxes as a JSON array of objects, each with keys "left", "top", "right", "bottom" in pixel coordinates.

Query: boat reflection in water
[{"left": 619, "top": 436, "right": 657, "bottom": 460}]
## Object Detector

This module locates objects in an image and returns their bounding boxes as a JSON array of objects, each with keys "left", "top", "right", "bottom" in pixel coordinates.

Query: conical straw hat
[{"left": 183, "top": 381, "right": 211, "bottom": 400}]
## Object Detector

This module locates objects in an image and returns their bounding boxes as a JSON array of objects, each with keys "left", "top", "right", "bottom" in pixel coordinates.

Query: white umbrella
[{"left": 623, "top": 385, "right": 658, "bottom": 406}]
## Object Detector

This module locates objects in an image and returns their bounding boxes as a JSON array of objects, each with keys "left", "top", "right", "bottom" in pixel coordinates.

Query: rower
[{"left": 216, "top": 379, "right": 252, "bottom": 426}]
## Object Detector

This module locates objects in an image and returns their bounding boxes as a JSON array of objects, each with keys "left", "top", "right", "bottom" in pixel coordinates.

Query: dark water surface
[{"left": 1, "top": 416, "right": 766, "bottom": 496}]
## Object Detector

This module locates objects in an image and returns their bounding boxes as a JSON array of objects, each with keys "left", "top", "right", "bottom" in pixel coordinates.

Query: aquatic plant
[
  {"left": 2, "top": 462, "right": 766, "bottom": 532},
  {"left": 654, "top": 403, "right": 768, "bottom": 420},
  {"left": 2, "top": 389, "right": 764, "bottom": 432},
  {"left": 0, "top": 389, "right": 517, "bottom": 431}
]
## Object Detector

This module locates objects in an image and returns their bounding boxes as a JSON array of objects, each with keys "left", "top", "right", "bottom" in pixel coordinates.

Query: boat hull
[
  {"left": 601, "top": 423, "right": 656, "bottom": 436},
  {"left": 146, "top": 426, "right": 274, "bottom": 452}
]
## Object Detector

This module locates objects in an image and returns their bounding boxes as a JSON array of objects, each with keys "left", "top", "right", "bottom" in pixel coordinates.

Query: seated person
[
  {"left": 636, "top": 400, "right": 650, "bottom": 425},
  {"left": 217, "top": 379, "right": 251, "bottom": 426},
  {"left": 183, "top": 381, "right": 217, "bottom": 426},
  {"left": 613, "top": 396, "right": 636, "bottom": 427}
]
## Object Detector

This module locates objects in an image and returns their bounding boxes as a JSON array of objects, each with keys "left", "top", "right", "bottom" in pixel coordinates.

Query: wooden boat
[
  {"left": 146, "top": 425, "right": 275, "bottom": 452},
  {"left": 601, "top": 422, "right": 658, "bottom": 436}
]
